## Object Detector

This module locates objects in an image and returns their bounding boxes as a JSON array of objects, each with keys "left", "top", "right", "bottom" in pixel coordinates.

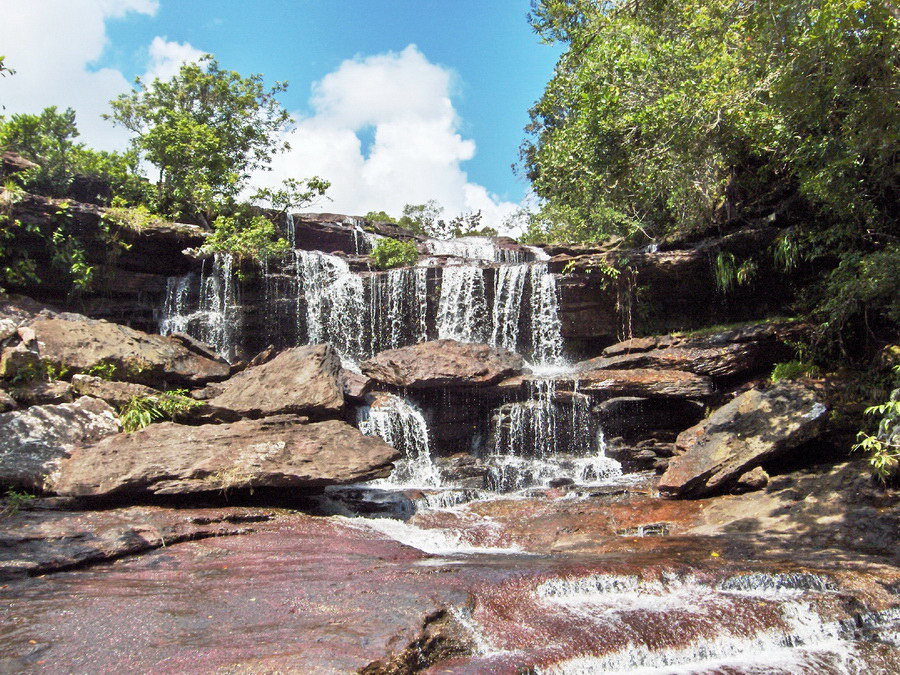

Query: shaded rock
[
  {"left": 70, "top": 374, "right": 158, "bottom": 408},
  {"left": 0, "top": 341, "right": 40, "bottom": 379},
  {"left": 53, "top": 416, "right": 400, "bottom": 498},
  {"left": 246, "top": 344, "right": 278, "bottom": 368},
  {"left": 362, "top": 340, "right": 524, "bottom": 389},
  {"left": 1, "top": 151, "right": 38, "bottom": 177},
  {"left": 0, "top": 388, "right": 16, "bottom": 412},
  {"left": 0, "top": 397, "right": 120, "bottom": 492},
  {"left": 28, "top": 317, "right": 230, "bottom": 386},
  {"left": 10, "top": 379, "right": 74, "bottom": 406},
  {"left": 207, "top": 345, "right": 344, "bottom": 419},
  {"left": 733, "top": 466, "right": 769, "bottom": 494},
  {"left": 0, "top": 318, "right": 18, "bottom": 342},
  {"left": 436, "top": 453, "right": 489, "bottom": 486},
  {"left": 574, "top": 368, "right": 714, "bottom": 399},
  {"left": 595, "top": 396, "right": 705, "bottom": 440},
  {"left": 343, "top": 369, "right": 373, "bottom": 400},
  {"left": 167, "top": 331, "right": 229, "bottom": 364},
  {"left": 0, "top": 505, "right": 275, "bottom": 580},
  {"left": 659, "top": 383, "right": 829, "bottom": 498}
]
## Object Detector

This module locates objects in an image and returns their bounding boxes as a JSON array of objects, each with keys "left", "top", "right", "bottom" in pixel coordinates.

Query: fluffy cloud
[
  {"left": 260, "top": 46, "right": 519, "bottom": 227},
  {"left": 0, "top": 0, "right": 200, "bottom": 150}
]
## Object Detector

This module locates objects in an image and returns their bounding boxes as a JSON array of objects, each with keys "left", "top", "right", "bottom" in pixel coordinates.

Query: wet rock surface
[
  {"left": 660, "top": 382, "right": 829, "bottom": 498},
  {"left": 207, "top": 344, "right": 345, "bottom": 419},
  {"left": 53, "top": 416, "right": 401, "bottom": 498},
  {"left": 0, "top": 397, "right": 120, "bottom": 492},
  {"left": 362, "top": 340, "right": 525, "bottom": 389}
]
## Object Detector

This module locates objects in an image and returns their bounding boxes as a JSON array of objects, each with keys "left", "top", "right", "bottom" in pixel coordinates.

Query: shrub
[
  {"left": 371, "top": 238, "right": 418, "bottom": 269},
  {"left": 120, "top": 389, "right": 202, "bottom": 433},
  {"left": 770, "top": 360, "right": 820, "bottom": 382},
  {"left": 202, "top": 213, "right": 289, "bottom": 262}
]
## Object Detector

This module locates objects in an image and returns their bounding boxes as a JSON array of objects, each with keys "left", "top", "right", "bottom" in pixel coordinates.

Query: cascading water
[
  {"left": 160, "top": 252, "right": 239, "bottom": 361},
  {"left": 437, "top": 265, "right": 490, "bottom": 343},
  {"left": 491, "top": 264, "right": 529, "bottom": 352},
  {"left": 529, "top": 262, "right": 564, "bottom": 366},
  {"left": 368, "top": 267, "right": 429, "bottom": 354},
  {"left": 357, "top": 393, "right": 441, "bottom": 488}
]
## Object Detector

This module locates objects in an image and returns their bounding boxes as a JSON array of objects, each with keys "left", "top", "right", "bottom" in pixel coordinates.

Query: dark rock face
[
  {"left": 10, "top": 379, "right": 74, "bottom": 407},
  {"left": 28, "top": 316, "right": 230, "bottom": 387},
  {"left": 659, "top": 383, "right": 829, "bottom": 498},
  {"left": 0, "top": 397, "right": 120, "bottom": 492},
  {"left": 361, "top": 340, "right": 525, "bottom": 389},
  {"left": 207, "top": 345, "right": 345, "bottom": 419},
  {"left": 53, "top": 416, "right": 400, "bottom": 498},
  {"left": 595, "top": 396, "right": 705, "bottom": 441}
]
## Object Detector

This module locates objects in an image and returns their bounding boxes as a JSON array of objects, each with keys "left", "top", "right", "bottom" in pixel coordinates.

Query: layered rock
[
  {"left": 207, "top": 344, "right": 344, "bottom": 419},
  {"left": 0, "top": 396, "right": 120, "bottom": 492},
  {"left": 70, "top": 374, "right": 159, "bottom": 408},
  {"left": 26, "top": 316, "right": 230, "bottom": 386},
  {"left": 659, "top": 383, "right": 829, "bottom": 498},
  {"left": 53, "top": 416, "right": 400, "bottom": 498},
  {"left": 361, "top": 340, "right": 524, "bottom": 389}
]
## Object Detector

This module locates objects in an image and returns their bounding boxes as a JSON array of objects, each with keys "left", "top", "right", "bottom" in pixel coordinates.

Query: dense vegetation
[{"left": 370, "top": 238, "right": 419, "bottom": 269}]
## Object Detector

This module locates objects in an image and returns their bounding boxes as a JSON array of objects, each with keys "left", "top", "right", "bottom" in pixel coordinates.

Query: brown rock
[
  {"left": 361, "top": 340, "right": 524, "bottom": 389},
  {"left": 208, "top": 345, "right": 344, "bottom": 419},
  {"left": 11, "top": 379, "right": 74, "bottom": 406},
  {"left": 343, "top": 369, "right": 373, "bottom": 400},
  {"left": 733, "top": 466, "right": 770, "bottom": 493},
  {"left": 70, "top": 374, "right": 159, "bottom": 408},
  {"left": 0, "top": 388, "right": 17, "bottom": 412},
  {"left": 0, "top": 342, "right": 40, "bottom": 379},
  {"left": 53, "top": 416, "right": 400, "bottom": 498},
  {"left": 29, "top": 317, "right": 230, "bottom": 386},
  {"left": 659, "top": 383, "right": 828, "bottom": 498},
  {"left": 0, "top": 396, "right": 120, "bottom": 492},
  {"left": 575, "top": 368, "right": 714, "bottom": 399}
]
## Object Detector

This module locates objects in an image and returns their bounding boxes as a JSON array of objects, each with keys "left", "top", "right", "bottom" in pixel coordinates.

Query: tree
[
  {"left": 0, "top": 56, "right": 13, "bottom": 77},
  {"left": 107, "top": 55, "right": 308, "bottom": 225},
  {"left": 397, "top": 200, "right": 445, "bottom": 237}
]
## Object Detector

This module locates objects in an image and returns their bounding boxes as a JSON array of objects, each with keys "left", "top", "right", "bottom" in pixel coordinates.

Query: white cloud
[
  {"left": 260, "top": 45, "right": 520, "bottom": 229},
  {"left": 0, "top": 0, "right": 200, "bottom": 151},
  {"left": 143, "top": 36, "right": 205, "bottom": 82}
]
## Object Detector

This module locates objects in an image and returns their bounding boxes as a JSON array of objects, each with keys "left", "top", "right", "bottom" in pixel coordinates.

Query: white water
[
  {"left": 491, "top": 263, "right": 529, "bottom": 352},
  {"left": 530, "top": 262, "right": 564, "bottom": 365},
  {"left": 358, "top": 393, "right": 441, "bottom": 488},
  {"left": 437, "top": 265, "right": 490, "bottom": 343}
]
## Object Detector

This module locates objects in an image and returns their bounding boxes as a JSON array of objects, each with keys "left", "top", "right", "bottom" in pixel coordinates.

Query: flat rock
[
  {"left": 361, "top": 340, "right": 524, "bottom": 389},
  {"left": 208, "top": 345, "right": 344, "bottom": 419},
  {"left": 70, "top": 374, "right": 159, "bottom": 408},
  {"left": 28, "top": 317, "right": 230, "bottom": 387},
  {"left": 53, "top": 416, "right": 400, "bottom": 498},
  {"left": 10, "top": 379, "right": 74, "bottom": 406},
  {"left": 574, "top": 368, "right": 714, "bottom": 399},
  {"left": 659, "top": 383, "right": 829, "bottom": 498},
  {"left": 0, "top": 397, "right": 120, "bottom": 492}
]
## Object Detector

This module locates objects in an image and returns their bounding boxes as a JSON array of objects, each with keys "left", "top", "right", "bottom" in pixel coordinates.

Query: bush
[
  {"left": 371, "top": 238, "right": 418, "bottom": 269},
  {"left": 120, "top": 390, "right": 202, "bottom": 433},
  {"left": 770, "top": 360, "right": 820, "bottom": 382},
  {"left": 364, "top": 210, "right": 398, "bottom": 224},
  {"left": 202, "top": 213, "right": 288, "bottom": 262}
]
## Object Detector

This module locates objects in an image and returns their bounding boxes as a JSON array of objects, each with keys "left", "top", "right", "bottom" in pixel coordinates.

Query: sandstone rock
[
  {"left": 0, "top": 397, "right": 120, "bottom": 492},
  {"left": 361, "top": 340, "right": 525, "bottom": 389},
  {"left": 28, "top": 317, "right": 230, "bottom": 386},
  {"left": 0, "top": 342, "right": 40, "bottom": 379},
  {"left": 0, "top": 388, "right": 16, "bottom": 412},
  {"left": 1, "top": 151, "right": 38, "bottom": 177},
  {"left": 733, "top": 466, "right": 769, "bottom": 493},
  {"left": 595, "top": 396, "right": 705, "bottom": 440},
  {"left": 53, "top": 416, "right": 400, "bottom": 498},
  {"left": 343, "top": 369, "right": 373, "bottom": 400},
  {"left": 658, "top": 383, "right": 828, "bottom": 498},
  {"left": 10, "top": 379, "right": 74, "bottom": 406},
  {"left": 70, "top": 374, "right": 159, "bottom": 408},
  {"left": 0, "top": 318, "right": 18, "bottom": 342},
  {"left": 207, "top": 345, "right": 344, "bottom": 419},
  {"left": 574, "top": 368, "right": 714, "bottom": 399}
]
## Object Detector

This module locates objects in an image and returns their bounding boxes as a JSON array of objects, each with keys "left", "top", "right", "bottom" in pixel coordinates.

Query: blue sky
[{"left": 0, "top": 1, "right": 560, "bottom": 223}]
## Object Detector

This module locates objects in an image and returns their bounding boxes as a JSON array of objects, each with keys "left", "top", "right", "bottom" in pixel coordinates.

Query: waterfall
[
  {"left": 358, "top": 394, "right": 441, "bottom": 488},
  {"left": 529, "top": 262, "right": 564, "bottom": 366},
  {"left": 437, "top": 266, "right": 490, "bottom": 343},
  {"left": 159, "top": 252, "right": 239, "bottom": 362},
  {"left": 369, "top": 267, "right": 429, "bottom": 355},
  {"left": 491, "top": 264, "right": 529, "bottom": 352},
  {"left": 349, "top": 217, "right": 380, "bottom": 254},
  {"left": 487, "top": 380, "right": 620, "bottom": 491},
  {"left": 285, "top": 213, "right": 296, "bottom": 248}
]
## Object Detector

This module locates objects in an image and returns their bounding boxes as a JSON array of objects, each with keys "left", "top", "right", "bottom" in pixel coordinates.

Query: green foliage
[
  {"left": 0, "top": 181, "right": 38, "bottom": 291},
  {"left": 853, "top": 367, "right": 900, "bottom": 482},
  {"left": 0, "top": 56, "right": 14, "bottom": 78},
  {"left": 1, "top": 490, "right": 34, "bottom": 517},
  {"left": 120, "top": 389, "right": 202, "bottom": 433},
  {"left": 447, "top": 210, "right": 497, "bottom": 238},
  {"left": 203, "top": 213, "right": 289, "bottom": 262},
  {"left": 713, "top": 252, "right": 757, "bottom": 293},
  {"left": 371, "top": 238, "right": 419, "bottom": 269},
  {"left": 86, "top": 360, "right": 117, "bottom": 380},
  {"left": 50, "top": 200, "right": 94, "bottom": 290},
  {"left": 107, "top": 56, "right": 297, "bottom": 224},
  {"left": 364, "top": 210, "right": 398, "bottom": 224},
  {"left": 102, "top": 203, "right": 165, "bottom": 232},
  {"left": 770, "top": 360, "right": 821, "bottom": 382},
  {"left": 397, "top": 200, "right": 445, "bottom": 237}
]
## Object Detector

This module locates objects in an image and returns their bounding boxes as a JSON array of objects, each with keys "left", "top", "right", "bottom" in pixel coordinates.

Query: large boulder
[
  {"left": 53, "top": 416, "right": 400, "bottom": 498},
  {"left": 361, "top": 340, "right": 524, "bottom": 389},
  {"left": 207, "top": 345, "right": 344, "bottom": 419},
  {"left": 0, "top": 397, "right": 120, "bottom": 492},
  {"left": 658, "top": 382, "right": 829, "bottom": 498},
  {"left": 573, "top": 368, "right": 714, "bottom": 399},
  {"left": 27, "top": 317, "right": 230, "bottom": 386},
  {"left": 70, "top": 374, "right": 159, "bottom": 408}
]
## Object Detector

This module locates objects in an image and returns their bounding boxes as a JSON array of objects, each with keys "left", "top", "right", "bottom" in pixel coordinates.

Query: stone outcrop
[
  {"left": 70, "top": 374, "right": 159, "bottom": 408},
  {"left": 659, "top": 382, "right": 829, "bottom": 498},
  {"left": 10, "top": 379, "right": 74, "bottom": 406},
  {"left": 0, "top": 396, "right": 120, "bottom": 492},
  {"left": 552, "top": 368, "right": 714, "bottom": 400},
  {"left": 361, "top": 340, "right": 524, "bottom": 389},
  {"left": 595, "top": 396, "right": 705, "bottom": 441},
  {"left": 53, "top": 416, "right": 400, "bottom": 498},
  {"left": 27, "top": 316, "right": 230, "bottom": 386},
  {"left": 579, "top": 322, "right": 803, "bottom": 379},
  {"left": 207, "top": 344, "right": 344, "bottom": 419}
]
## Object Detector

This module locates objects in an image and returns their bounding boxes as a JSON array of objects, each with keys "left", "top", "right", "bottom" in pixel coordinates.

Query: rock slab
[
  {"left": 208, "top": 344, "right": 344, "bottom": 419},
  {"left": 361, "top": 340, "right": 524, "bottom": 389},
  {"left": 0, "top": 397, "right": 120, "bottom": 492},
  {"left": 53, "top": 416, "right": 400, "bottom": 498},
  {"left": 658, "top": 383, "right": 828, "bottom": 498}
]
